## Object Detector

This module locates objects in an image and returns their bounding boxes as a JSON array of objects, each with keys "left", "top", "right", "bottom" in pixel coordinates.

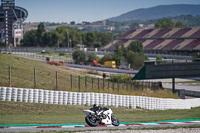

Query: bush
[
  {"left": 126, "top": 51, "right": 144, "bottom": 70},
  {"left": 100, "top": 54, "right": 113, "bottom": 64},
  {"left": 0, "top": 42, "right": 6, "bottom": 46},
  {"left": 59, "top": 53, "right": 65, "bottom": 56},
  {"left": 72, "top": 50, "right": 87, "bottom": 64},
  {"left": 87, "top": 53, "right": 97, "bottom": 63}
]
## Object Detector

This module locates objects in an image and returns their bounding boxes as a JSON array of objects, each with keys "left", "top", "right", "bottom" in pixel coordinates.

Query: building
[
  {"left": 104, "top": 27, "right": 200, "bottom": 55},
  {"left": 0, "top": 0, "right": 28, "bottom": 47}
]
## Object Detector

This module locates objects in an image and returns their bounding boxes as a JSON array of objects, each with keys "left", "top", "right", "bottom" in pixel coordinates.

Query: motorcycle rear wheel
[
  {"left": 111, "top": 115, "right": 120, "bottom": 126},
  {"left": 85, "top": 116, "right": 99, "bottom": 127}
]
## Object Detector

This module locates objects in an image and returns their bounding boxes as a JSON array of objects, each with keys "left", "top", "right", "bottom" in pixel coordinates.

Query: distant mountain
[{"left": 108, "top": 4, "right": 200, "bottom": 22}]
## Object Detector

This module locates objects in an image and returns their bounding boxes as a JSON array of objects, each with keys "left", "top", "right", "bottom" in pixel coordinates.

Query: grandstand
[{"left": 104, "top": 27, "right": 200, "bottom": 55}]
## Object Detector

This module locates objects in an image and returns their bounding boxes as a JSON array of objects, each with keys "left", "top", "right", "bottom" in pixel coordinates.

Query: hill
[{"left": 108, "top": 4, "right": 200, "bottom": 22}]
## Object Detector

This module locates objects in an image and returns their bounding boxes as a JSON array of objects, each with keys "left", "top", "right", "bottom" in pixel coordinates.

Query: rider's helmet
[{"left": 93, "top": 104, "right": 97, "bottom": 108}]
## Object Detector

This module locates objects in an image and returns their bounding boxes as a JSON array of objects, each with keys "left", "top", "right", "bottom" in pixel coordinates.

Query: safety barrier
[{"left": 0, "top": 87, "right": 200, "bottom": 110}]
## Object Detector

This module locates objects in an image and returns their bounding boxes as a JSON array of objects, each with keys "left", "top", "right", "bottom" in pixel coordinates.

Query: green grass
[
  {"left": 40, "top": 52, "right": 72, "bottom": 58},
  {"left": 0, "top": 53, "right": 83, "bottom": 91},
  {"left": 0, "top": 53, "right": 178, "bottom": 98},
  {"left": 0, "top": 101, "right": 200, "bottom": 125}
]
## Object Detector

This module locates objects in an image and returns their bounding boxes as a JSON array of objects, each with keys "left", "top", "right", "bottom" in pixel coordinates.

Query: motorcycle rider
[
  {"left": 90, "top": 104, "right": 100, "bottom": 113},
  {"left": 83, "top": 104, "right": 120, "bottom": 127},
  {"left": 90, "top": 104, "right": 108, "bottom": 113}
]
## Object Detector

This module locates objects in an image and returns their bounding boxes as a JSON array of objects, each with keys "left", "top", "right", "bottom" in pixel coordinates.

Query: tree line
[
  {"left": 154, "top": 19, "right": 185, "bottom": 29},
  {"left": 72, "top": 41, "right": 146, "bottom": 70},
  {"left": 22, "top": 23, "right": 113, "bottom": 48}
]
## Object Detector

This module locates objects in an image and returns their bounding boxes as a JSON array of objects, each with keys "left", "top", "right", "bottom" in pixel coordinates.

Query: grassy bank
[
  {"left": 0, "top": 101, "right": 200, "bottom": 125},
  {"left": 0, "top": 53, "right": 178, "bottom": 98},
  {"left": 0, "top": 53, "right": 84, "bottom": 90}
]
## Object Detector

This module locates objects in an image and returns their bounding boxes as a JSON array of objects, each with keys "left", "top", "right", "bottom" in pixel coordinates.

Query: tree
[
  {"left": 96, "top": 32, "right": 112, "bottom": 47},
  {"left": 155, "top": 19, "right": 185, "bottom": 29},
  {"left": 41, "top": 32, "right": 51, "bottom": 47},
  {"left": 154, "top": 19, "right": 175, "bottom": 28},
  {"left": 126, "top": 51, "right": 144, "bottom": 70},
  {"left": 93, "top": 42, "right": 102, "bottom": 48},
  {"left": 87, "top": 53, "right": 97, "bottom": 63},
  {"left": 113, "top": 45, "right": 124, "bottom": 66},
  {"left": 54, "top": 26, "right": 67, "bottom": 47},
  {"left": 72, "top": 50, "right": 87, "bottom": 64},
  {"left": 84, "top": 32, "right": 97, "bottom": 47},
  {"left": 100, "top": 54, "right": 113, "bottom": 64},
  {"left": 0, "top": 42, "right": 6, "bottom": 46},
  {"left": 36, "top": 23, "right": 45, "bottom": 46},
  {"left": 128, "top": 41, "right": 144, "bottom": 54},
  {"left": 22, "top": 30, "right": 37, "bottom": 47},
  {"left": 51, "top": 31, "right": 59, "bottom": 47},
  {"left": 156, "top": 56, "right": 162, "bottom": 61},
  {"left": 175, "top": 22, "right": 185, "bottom": 28}
]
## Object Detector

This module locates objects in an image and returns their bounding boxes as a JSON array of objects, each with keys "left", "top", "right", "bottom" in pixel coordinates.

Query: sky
[{"left": 14, "top": 0, "right": 200, "bottom": 23}]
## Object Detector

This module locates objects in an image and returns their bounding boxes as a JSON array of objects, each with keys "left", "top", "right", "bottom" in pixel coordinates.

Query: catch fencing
[
  {"left": 5, "top": 65, "right": 161, "bottom": 94},
  {"left": 0, "top": 87, "right": 200, "bottom": 110}
]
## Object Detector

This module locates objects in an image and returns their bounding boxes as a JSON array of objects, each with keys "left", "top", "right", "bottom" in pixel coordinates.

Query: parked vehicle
[
  {"left": 47, "top": 61, "right": 64, "bottom": 66},
  {"left": 103, "top": 61, "right": 116, "bottom": 68},
  {"left": 83, "top": 104, "right": 120, "bottom": 127},
  {"left": 92, "top": 60, "right": 101, "bottom": 67}
]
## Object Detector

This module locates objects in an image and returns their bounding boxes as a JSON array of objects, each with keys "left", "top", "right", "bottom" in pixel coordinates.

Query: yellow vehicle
[{"left": 103, "top": 61, "right": 116, "bottom": 68}]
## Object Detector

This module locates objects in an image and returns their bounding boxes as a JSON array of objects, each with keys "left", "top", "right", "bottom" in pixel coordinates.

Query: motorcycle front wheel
[
  {"left": 111, "top": 115, "right": 120, "bottom": 126},
  {"left": 85, "top": 116, "right": 99, "bottom": 127}
]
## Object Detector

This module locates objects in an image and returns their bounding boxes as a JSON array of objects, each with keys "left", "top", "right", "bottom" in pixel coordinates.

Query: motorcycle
[{"left": 83, "top": 104, "right": 120, "bottom": 127}]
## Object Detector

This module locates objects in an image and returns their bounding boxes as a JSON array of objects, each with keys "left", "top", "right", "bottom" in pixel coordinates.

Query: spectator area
[{"left": 104, "top": 27, "right": 200, "bottom": 51}]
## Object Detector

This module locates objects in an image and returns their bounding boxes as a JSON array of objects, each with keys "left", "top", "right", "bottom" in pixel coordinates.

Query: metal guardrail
[{"left": 0, "top": 47, "right": 194, "bottom": 59}]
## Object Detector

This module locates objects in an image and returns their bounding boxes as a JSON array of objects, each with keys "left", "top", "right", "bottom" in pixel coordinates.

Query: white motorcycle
[{"left": 83, "top": 104, "right": 120, "bottom": 127}]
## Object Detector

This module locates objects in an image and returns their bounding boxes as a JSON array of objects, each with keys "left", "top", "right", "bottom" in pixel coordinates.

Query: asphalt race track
[
  {"left": 0, "top": 119, "right": 200, "bottom": 132},
  {"left": 65, "top": 64, "right": 138, "bottom": 74}
]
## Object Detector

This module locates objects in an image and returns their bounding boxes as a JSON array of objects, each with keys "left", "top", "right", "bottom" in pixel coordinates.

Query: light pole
[{"left": 69, "top": 39, "right": 71, "bottom": 49}]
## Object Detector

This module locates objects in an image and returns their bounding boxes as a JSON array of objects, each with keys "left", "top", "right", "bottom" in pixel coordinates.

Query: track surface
[
  {"left": 0, "top": 119, "right": 200, "bottom": 132},
  {"left": 65, "top": 64, "right": 138, "bottom": 74}
]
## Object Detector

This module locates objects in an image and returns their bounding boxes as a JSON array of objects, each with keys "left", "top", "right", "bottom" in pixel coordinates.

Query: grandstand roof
[{"left": 104, "top": 27, "right": 200, "bottom": 51}]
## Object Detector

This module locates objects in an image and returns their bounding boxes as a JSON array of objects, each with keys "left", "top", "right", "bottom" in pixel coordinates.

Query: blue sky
[{"left": 15, "top": 0, "right": 200, "bottom": 23}]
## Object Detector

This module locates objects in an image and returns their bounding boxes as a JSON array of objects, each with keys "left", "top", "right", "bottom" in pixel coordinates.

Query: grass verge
[{"left": 0, "top": 101, "right": 200, "bottom": 125}]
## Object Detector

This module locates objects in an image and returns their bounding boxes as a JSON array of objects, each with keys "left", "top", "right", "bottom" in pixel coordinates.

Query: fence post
[
  {"left": 117, "top": 80, "right": 119, "bottom": 94},
  {"left": 8, "top": 65, "right": 11, "bottom": 87},
  {"left": 131, "top": 81, "right": 134, "bottom": 92},
  {"left": 92, "top": 77, "right": 94, "bottom": 90},
  {"left": 103, "top": 78, "right": 105, "bottom": 90},
  {"left": 85, "top": 76, "right": 87, "bottom": 90},
  {"left": 34, "top": 68, "right": 36, "bottom": 88},
  {"left": 108, "top": 80, "right": 110, "bottom": 93},
  {"left": 112, "top": 79, "right": 114, "bottom": 92},
  {"left": 56, "top": 71, "right": 58, "bottom": 90},
  {"left": 70, "top": 74, "right": 72, "bottom": 90},
  {"left": 98, "top": 78, "right": 100, "bottom": 91},
  {"left": 126, "top": 81, "right": 128, "bottom": 91},
  {"left": 78, "top": 75, "right": 80, "bottom": 92},
  {"left": 149, "top": 81, "right": 151, "bottom": 88}
]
